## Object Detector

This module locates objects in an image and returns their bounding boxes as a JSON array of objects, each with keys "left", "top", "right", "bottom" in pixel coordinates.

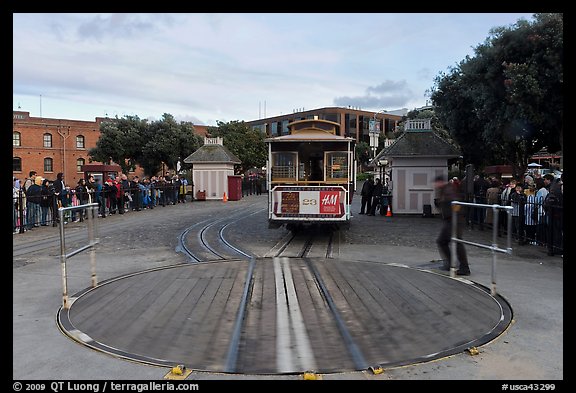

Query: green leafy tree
[
  {"left": 430, "top": 13, "right": 562, "bottom": 175},
  {"left": 141, "top": 114, "right": 203, "bottom": 176},
  {"left": 89, "top": 115, "right": 148, "bottom": 174},
  {"left": 89, "top": 113, "right": 203, "bottom": 177},
  {"left": 355, "top": 141, "right": 371, "bottom": 167},
  {"left": 207, "top": 120, "right": 267, "bottom": 172}
]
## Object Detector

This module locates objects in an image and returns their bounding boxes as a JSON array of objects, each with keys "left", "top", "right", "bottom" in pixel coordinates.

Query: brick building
[{"left": 12, "top": 111, "right": 209, "bottom": 186}]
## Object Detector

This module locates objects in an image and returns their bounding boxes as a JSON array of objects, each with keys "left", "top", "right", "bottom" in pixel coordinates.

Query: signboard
[
  {"left": 319, "top": 191, "right": 340, "bottom": 214},
  {"left": 272, "top": 186, "right": 345, "bottom": 219},
  {"left": 280, "top": 192, "right": 300, "bottom": 214}
]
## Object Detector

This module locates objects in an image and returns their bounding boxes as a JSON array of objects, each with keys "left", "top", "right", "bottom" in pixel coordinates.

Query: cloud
[
  {"left": 366, "top": 80, "right": 409, "bottom": 94},
  {"left": 333, "top": 80, "right": 415, "bottom": 109},
  {"left": 76, "top": 13, "right": 174, "bottom": 41}
]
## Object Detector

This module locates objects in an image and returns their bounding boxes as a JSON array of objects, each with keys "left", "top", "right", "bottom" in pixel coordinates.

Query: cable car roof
[{"left": 265, "top": 118, "right": 354, "bottom": 143}]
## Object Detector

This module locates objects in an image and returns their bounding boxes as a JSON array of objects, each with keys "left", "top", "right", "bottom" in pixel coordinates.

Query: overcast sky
[{"left": 13, "top": 13, "right": 535, "bottom": 126}]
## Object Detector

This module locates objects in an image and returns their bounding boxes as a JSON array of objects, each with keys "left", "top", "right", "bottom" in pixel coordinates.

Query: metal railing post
[
  {"left": 87, "top": 205, "right": 99, "bottom": 287},
  {"left": 506, "top": 208, "right": 513, "bottom": 254},
  {"left": 450, "top": 201, "right": 513, "bottom": 297},
  {"left": 59, "top": 207, "right": 69, "bottom": 309},
  {"left": 58, "top": 202, "right": 99, "bottom": 310},
  {"left": 450, "top": 205, "right": 457, "bottom": 278},
  {"left": 491, "top": 205, "right": 498, "bottom": 296},
  {"left": 18, "top": 190, "right": 25, "bottom": 233}
]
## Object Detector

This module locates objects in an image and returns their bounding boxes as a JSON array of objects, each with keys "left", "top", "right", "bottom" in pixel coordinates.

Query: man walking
[{"left": 434, "top": 174, "right": 470, "bottom": 275}]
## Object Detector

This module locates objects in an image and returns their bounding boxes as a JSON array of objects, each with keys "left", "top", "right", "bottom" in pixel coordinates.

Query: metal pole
[
  {"left": 506, "top": 208, "right": 513, "bottom": 254},
  {"left": 59, "top": 208, "right": 69, "bottom": 309},
  {"left": 87, "top": 205, "right": 98, "bottom": 287},
  {"left": 450, "top": 205, "right": 457, "bottom": 278},
  {"left": 18, "top": 189, "right": 25, "bottom": 233},
  {"left": 491, "top": 205, "right": 498, "bottom": 296}
]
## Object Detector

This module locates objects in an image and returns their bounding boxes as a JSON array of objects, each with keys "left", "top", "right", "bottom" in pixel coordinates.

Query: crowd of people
[
  {"left": 454, "top": 171, "right": 563, "bottom": 256},
  {"left": 14, "top": 168, "right": 563, "bottom": 256},
  {"left": 359, "top": 177, "right": 392, "bottom": 216},
  {"left": 13, "top": 171, "right": 193, "bottom": 233},
  {"left": 355, "top": 170, "right": 563, "bottom": 257}
]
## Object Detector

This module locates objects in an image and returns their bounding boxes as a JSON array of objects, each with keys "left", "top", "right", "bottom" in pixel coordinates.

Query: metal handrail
[
  {"left": 58, "top": 203, "right": 99, "bottom": 309},
  {"left": 451, "top": 201, "right": 513, "bottom": 296}
]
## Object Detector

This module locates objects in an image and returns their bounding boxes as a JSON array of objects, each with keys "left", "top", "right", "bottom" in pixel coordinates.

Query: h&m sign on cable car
[{"left": 272, "top": 186, "right": 344, "bottom": 218}]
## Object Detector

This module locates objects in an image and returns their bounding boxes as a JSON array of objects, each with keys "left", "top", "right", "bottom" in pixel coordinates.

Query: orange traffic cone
[
  {"left": 223, "top": 192, "right": 228, "bottom": 202},
  {"left": 386, "top": 205, "right": 392, "bottom": 217}
]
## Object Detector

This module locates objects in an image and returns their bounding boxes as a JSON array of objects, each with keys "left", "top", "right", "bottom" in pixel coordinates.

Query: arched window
[
  {"left": 13, "top": 157, "right": 22, "bottom": 172},
  {"left": 76, "top": 135, "right": 85, "bottom": 149},
  {"left": 76, "top": 158, "right": 85, "bottom": 172},
  {"left": 43, "top": 133, "right": 52, "bottom": 148},
  {"left": 13, "top": 131, "right": 21, "bottom": 146},
  {"left": 44, "top": 157, "right": 53, "bottom": 172}
]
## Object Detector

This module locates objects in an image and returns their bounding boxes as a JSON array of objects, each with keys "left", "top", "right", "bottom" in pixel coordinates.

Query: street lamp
[
  {"left": 377, "top": 158, "right": 388, "bottom": 182},
  {"left": 369, "top": 110, "right": 386, "bottom": 158}
]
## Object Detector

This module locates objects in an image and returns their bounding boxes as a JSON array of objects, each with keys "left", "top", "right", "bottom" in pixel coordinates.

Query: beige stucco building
[
  {"left": 183, "top": 137, "right": 241, "bottom": 201},
  {"left": 372, "top": 119, "right": 461, "bottom": 215}
]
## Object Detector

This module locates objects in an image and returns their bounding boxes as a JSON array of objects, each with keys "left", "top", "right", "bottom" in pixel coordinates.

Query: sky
[{"left": 13, "top": 13, "right": 536, "bottom": 126}]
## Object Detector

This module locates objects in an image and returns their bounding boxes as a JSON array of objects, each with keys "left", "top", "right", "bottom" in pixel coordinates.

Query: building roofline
[{"left": 245, "top": 106, "right": 403, "bottom": 124}]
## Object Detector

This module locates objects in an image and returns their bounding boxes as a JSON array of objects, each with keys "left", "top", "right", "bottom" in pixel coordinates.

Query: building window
[
  {"left": 270, "top": 122, "right": 278, "bottom": 136},
  {"left": 385, "top": 118, "right": 396, "bottom": 134},
  {"left": 281, "top": 120, "right": 289, "bottom": 135},
  {"left": 44, "top": 157, "right": 53, "bottom": 172},
  {"left": 344, "top": 113, "right": 356, "bottom": 137},
  {"left": 348, "top": 114, "right": 357, "bottom": 131},
  {"left": 13, "top": 157, "right": 22, "bottom": 172},
  {"left": 76, "top": 135, "right": 85, "bottom": 149},
  {"left": 76, "top": 158, "right": 85, "bottom": 172},
  {"left": 43, "top": 133, "right": 52, "bottom": 148},
  {"left": 13, "top": 131, "right": 21, "bottom": 146},
  {"left": 323, "top": 113, "right": 339, "bottom": 123},
  {"left": 360, "top": 116, "right": 370, "bottom": 133}
]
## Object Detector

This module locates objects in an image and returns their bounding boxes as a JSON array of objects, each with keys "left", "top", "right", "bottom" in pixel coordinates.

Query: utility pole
[{"left": 57, "top": 125, "right": 71, "bottom": 182}]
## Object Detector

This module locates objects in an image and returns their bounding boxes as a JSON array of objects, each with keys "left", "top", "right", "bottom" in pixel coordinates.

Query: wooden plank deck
[{"left": 63, "top": 258, "right": 512, "bottom": 373}]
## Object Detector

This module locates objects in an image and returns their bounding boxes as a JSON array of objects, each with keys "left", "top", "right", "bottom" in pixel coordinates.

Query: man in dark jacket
[
  {"left": 434, "top": 174, "right": 470, "bottom": 275},
  {"left": 74, "top": 178, "right": 89, "bottom": 221},
  {"left": 130, "top": 176, "right": 142, "bottom": 211},
  {"left": 359, "top": 178, "right": 374, "bottom": 214},
  {"left": 40, "top": 178, "right": 54, "bottom": 225},
  {"left": 104, "top": 177, "right": 118, "bottom": 214},
  {"left": 368, "top": 178, "right": 383, "bottom": 216},
  {"left": 120, "top": 174, "right": 130, "bottom": 213}
]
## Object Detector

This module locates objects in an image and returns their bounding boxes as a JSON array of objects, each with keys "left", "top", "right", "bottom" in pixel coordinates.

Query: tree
[
  {"left": 430, "top": 13, "right": 562, "bottom": 175},
  {"left": 355, "top": 141, "right": 371, "bottom": 167},
  {"left": 89, "top": 115, "right": 148, "bottom": 174},
  {"left": 141, "top": 114, "right": 203, "bottom": 176},
  {"left": 89, "top": 113, "right": 203, "bottom": 177},
  {"left": 207, "top": 121, "right": 267, "bottom": 173}
]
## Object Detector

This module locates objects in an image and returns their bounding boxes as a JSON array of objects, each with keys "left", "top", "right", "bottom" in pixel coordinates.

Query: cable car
[{"left": 265, "top": 118, "right": 355, "bottom": 230}]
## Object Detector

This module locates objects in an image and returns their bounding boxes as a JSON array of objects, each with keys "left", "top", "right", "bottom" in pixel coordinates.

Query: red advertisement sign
[{"left": 319, "top": 191, "right": 340, "bottom": 214}]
